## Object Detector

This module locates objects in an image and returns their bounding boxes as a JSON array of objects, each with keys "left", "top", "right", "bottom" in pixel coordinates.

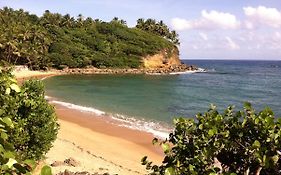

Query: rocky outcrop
[
  {"left": 142, "top": 47, "right": 181, "bottom": 69},
  {"left": 59, "top": 64, "right": 199, "bottom": 75},
  {"left": 55, "top": 47, "right": 201, "bottom": 75}
]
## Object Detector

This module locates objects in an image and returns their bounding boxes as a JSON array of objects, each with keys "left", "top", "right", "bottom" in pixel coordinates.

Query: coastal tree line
[{"left": 0, "top": 7, "right": 179, "bottom": 70}]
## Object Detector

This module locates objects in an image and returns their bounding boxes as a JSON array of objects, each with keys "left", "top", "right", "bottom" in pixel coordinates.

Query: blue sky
[{"left": 1, "top": 0, "right": 281, "bottom": 60}]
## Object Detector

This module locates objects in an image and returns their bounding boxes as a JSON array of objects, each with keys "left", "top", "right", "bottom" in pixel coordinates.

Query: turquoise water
[{"left": 44, "top": 60, "right": 281, "bottom": 137}]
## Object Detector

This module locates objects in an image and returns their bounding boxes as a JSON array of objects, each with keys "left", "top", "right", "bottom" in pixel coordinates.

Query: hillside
[{"left": 0, "top": 7, "right": 180, "bottom": 70}]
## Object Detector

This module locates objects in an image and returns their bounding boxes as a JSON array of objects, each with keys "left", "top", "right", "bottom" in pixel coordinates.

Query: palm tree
[
  {"left": 77, "top": 14, "right": 84, "bottom": 27},
  {"left": 136, "top": 18, "right": 145, "bottom": 29}
]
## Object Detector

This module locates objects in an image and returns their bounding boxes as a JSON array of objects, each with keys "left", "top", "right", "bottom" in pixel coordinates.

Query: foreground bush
[
  {"left": 0, "top": 68, "right": 59, "bottom": 161},
  {"left": 0, "top": 107, "right": 35, "bottom": 174},
  {"left": 0, "top": 68, "right": 54, "bottom": 174},
  {"left": 142, "top": 104, "right": 281, "bottom": 175}
]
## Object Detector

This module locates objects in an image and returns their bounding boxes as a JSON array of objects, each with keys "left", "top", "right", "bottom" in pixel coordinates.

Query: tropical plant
[
  {"left": 142, "top": 103, "right": 281, "bottom": 175},
  {"left": 0, "top": 7, "right": 177, "bottom": 69},
  {"left": 0, "top": 68, "right": 53, "bottom": 175},
  {"left": 0, "top": 68, "right": 59, "bottom": 161},
  {"left": 136, "top": 18, "right": 180, "bottom": 45},
  {"left": 0, "top": 105, "right": 36, "bottom": 174}
]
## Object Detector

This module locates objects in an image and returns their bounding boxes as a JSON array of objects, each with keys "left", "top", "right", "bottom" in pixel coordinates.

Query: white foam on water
[
  {"left": 46, "top": 97, "right": 171, "bottom": 139},
  {"left": 169, "top": 68, "right": 206, "bottom": 75},
  {"left": 50, "top": 100, "right": 106, "bottom": 116},
  {"left": 111, "top": 114, "right": 171, "bottom": 139}
]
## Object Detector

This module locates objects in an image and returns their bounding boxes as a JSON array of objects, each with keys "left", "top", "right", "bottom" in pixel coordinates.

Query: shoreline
[
  {"left": 15, "top": 70, "right": 164, "bottom": 174},
  {"left": 46, "top": 104, "right": 163, "bottom": 174},
  {"left": 58, "top": 64, "right": 201, "bottom": 75}
]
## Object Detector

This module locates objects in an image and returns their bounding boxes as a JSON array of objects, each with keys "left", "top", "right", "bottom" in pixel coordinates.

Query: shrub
[
  {"left": 0, "top": 68, "right": 59, "bottom": 161},
  {"left": 0, "top": 109, "right": 37, "bottom": 174},
  {"left": 0, "top": 68, "right": 53, "bottom": 175},
  {"left": 142, "top": 103, "right": 281, "bottom": 175}
]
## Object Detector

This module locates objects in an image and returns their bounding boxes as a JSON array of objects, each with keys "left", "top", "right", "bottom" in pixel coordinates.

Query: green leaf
[
  {"left": 5, "top": 158, "right": 17, "bottom": 168},
  {"left": 10, "top": 83, "right": 20, "bottom": 92},
  {"left": 265, "top": 116, "right": 273, "bottom": 125},
  {"left": 1, "top": 132, "right": 8, "bottom": 140},
  {"left": 244, "top": 102, "right": 252, "bottom": 110},
  {"left": 0, "top": 109, "right": 4, "bottom": 116},
  {"left": 189, "top": 164, "right": 194, "bottom": 171},
  {"left": 272, "top": 155, "right": 279, "bottom": 164},
  {"left": 4, "top": 151, "right": 15, "bottom": 159},
  {"left": 161, "top": 143, "right": 170, "bottom": 153},
  {"left": 5, "top": 88, "right": 11, "bottom": 95},
  {"left": 209, "top": 173, "right": 217, "bottom": 175},
  {"left": 208, "top": 129, "right": 214, "bottom": 136},
  {"left": 40, "top": 165, "right": 52, "bottom": 175},
  {"left": 208, "top": 127, "right": 217, "bottom": 137},
  {"left": 252, "top": 140, "right": 261, "bottom": 149},
  {"left": 2, "top": 117, "right": 13, "bottom": 128},
  {"left": 165, "top": 167, "right": 175, "bottom": 175},
  {"left": 9, "top": 77, "right": 17, "bottom": 83},
  {"left": 254, "top": 118, "right": 260, "bottom": 124},
  {"left": 23, "top": 159, "right": 36, "bottom": 170}
]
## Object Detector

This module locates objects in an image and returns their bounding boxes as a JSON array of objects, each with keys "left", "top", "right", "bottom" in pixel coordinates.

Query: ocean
[{"left": 44, "top": 60, "right": 281, "bottom": 138}]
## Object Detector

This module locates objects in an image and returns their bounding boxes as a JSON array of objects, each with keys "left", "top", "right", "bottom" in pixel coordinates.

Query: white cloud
[
  {"left": 171, "top": 18, "right": 191, "bottom": 31},
  {"left": 201, "top": 10, "right": 240, "bottom": 29},
  {"left": 275, "top": 32, "right": 281, "bottom": 38},
  {"left": 171, "top": 10, "right": 240, "bottom": 31},
  {"left": 176, "top": 6, "right": 281, "bottom": 59},
  {"left": 192, "top": 45, "right": 199, "bottom": 50},
  {"left": 225, "top": 37, "right": 240, "bottom": 50},
  {"left": 199, "top": 32, "right": 208, "bottom": 41},
  {"left": 243, "top": 6, "right": 281, "bottom": 28}
]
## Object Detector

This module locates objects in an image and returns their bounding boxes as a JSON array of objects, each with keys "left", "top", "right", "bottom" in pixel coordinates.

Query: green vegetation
[
  {"left": 0, "top": 103, "right": 36, "bottom": 174},
  {"left": 0, "top": 68, "right": 58, "bottom": 162},
  {"left": 142, "top": 103, "right": 281, "bottom": 175},
  {"left": 136, "top": 18, "right": 180, "bottom": 45},
  {"left": 0, "top": 68, "right": 55, "bottom": 174},
  {"left": 0, "top": 7, "right": 177, "bottom": 70}
]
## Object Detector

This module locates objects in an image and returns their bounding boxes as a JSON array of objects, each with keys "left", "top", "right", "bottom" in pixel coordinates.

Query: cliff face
[{"left": 142, "top": 47, "right": 181, "bottom": 69}]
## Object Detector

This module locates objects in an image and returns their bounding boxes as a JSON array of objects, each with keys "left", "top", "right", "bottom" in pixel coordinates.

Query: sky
[{"left": 1, "top": 0, "right": 281, "bottom": 60}]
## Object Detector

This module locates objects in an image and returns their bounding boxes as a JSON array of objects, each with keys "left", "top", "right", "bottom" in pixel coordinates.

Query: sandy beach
[
  {"left": 46, "top": 105, "right": 163, "bottom": 175},
  {"left": 15, "top": 70, "right": 163, "bottom": 175}
]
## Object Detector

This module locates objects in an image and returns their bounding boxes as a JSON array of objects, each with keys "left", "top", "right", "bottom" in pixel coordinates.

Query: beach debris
[
  {"left": 51, "top": 161, "right": 65, "bottom": 167},
  {"left": 56, "top": 169, "right": 113, "bottom": 175},
  {"left": 64, "top": 157, "right": 80, "bottom": 167},
  {"left": 51, "top": 157, "right": 80, "bottom": 167}
]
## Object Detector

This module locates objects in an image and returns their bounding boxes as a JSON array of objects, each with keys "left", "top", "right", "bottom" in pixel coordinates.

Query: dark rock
[
  {"left": 51, "top": 161, "right": 65, "bottom": 167},
  {"left": 64, "top": 157, "right": 80, "bottom": 167},
  {"left": 56, "top": 169, "right": 112, "bottom": 175}
]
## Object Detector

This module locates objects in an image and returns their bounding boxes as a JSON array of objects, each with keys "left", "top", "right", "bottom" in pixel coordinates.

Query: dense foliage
[
  {"left": 142, "top": 104, "right": 281, "bottom": 175},
  {"left": 0, "top": 7, "right": 176, "bottom": 69},
  {"left": 0, "top": 103, "right": 36, "bottom": 174},
  {"left": 136, "top": 18, "right": 180, "bottom": 45},
  {"left": 0, "top": 68, "right": 59, "bottom": 161}
]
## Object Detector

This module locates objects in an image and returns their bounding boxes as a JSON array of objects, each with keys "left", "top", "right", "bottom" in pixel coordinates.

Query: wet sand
[
  {"left": 15, "top": 70, "right": 164, "bottom": 175},
  {"left": 45, "top": 104, "right": 163, "bottom": 174}
]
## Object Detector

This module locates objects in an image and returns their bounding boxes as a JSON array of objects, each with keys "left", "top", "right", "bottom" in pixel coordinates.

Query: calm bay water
[{"left": 44, "top": 60, "right": 281, "bottom": 137}]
